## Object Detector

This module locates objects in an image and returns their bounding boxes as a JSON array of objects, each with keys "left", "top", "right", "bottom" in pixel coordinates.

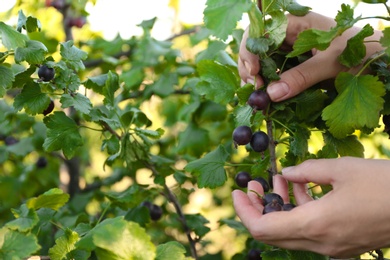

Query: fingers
[
  {"left": 232, "top": 189, "right": 263, "bottom": 227},
  {"left": 292, "top": 182, "right": 313, "bottom": 205},
  {"left": 272, "top": 174, "right": 289, "bottom": 203},
  {"left": 247, "top": 180, "right": 264, "bottom": 212}
]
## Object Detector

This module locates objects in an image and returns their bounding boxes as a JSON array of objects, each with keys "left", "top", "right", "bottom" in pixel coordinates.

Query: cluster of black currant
[
  {"left": 233, "top": 88, "right": 296, "bottom": 214},
  {"left": 232, "top": 89, "right": 271, "bottom": 152}
]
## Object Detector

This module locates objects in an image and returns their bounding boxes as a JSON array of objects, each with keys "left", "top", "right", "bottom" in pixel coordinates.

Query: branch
[
  {"left": 145, "top": 162, "right": 198, "bottom": 259},
  {"left": 266, "top": 119, "right": 277, "bottom": 176}
]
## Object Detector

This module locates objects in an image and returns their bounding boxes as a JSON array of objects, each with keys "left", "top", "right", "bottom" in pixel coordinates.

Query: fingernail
[
  {"left": 244, "top": 61, "right": 252, "bottom": 74},
  {"left": 281, "top": 166, "right": 293, "bottom": 175},
  {"left": 267, "top": 82, "right": 290, "bottom": 101}
]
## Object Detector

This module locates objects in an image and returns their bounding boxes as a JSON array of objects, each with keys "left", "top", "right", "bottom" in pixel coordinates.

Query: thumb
[
  {"left": 281, "top": 158, "right": 340, "bottom": 185},
  {"left": 267, "top": 53, "right": 342, "bottom": 102}
]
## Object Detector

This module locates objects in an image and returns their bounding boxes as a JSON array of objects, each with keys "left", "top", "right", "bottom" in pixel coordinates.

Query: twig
[
  {"left": 266, "top": 119, "right": 277, "bottom": 176},
  {"left": 145, "top": 162, "right": 198, "bottom": 259}
]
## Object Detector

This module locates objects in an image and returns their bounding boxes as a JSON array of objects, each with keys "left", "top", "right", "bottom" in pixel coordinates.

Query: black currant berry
[
  {"left": 253, "top": 177, "right": 270, "bottom": 192},
  {"left": 36, "top": 156, "right": 48, "bottom": 168},
  {"left": 247, "top": 248, "right": 262, "bottom": 260},
  {"left": 263, "top": 199, "right": 283, "bottom": 214},
  {"left": 247, "top": 89, "right": 271, "bottom": 111},
  {"left": 235, "top": 171, "right": 252, "bottom": 188},
  {"left": 282, "top": 203, "right": 296, "bottom": 211},
  {"left": 250, "top": 131, "right": 269, "bottom": 152},
  {"left": 262, "top": 193, "right": 284, "bottom": 206},
  {"left": 141, "top": 201, "right": 163, "bottom": 221},
  {"left": 42, "top": 100, "right": 55, "bottom": 116},
  {"left": 4, "top": 136, "right": 18, "bottom": 146},
  {"left": 38, "top": 65, "right": 55, "bottom": 82},
  {"left": 232, "top": 125, "right": 252, "bottom": 146}
]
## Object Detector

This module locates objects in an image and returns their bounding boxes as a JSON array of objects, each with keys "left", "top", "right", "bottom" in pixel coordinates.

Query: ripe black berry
[
  {"left": 4, "top": 136, "right": 18, "bottom": 146},
  {"left": 248, "top": 89, "right": 271, "bottom": 111},
  {"left": 262, "top": 193, "right": 284, "bottom": 206},
  {"left": 141, "top": 201, "right": 163, "bottom": 221},
  {"left": 282, "top": 203, "right": 296, "bottom": 211},
  {"left": 42, "top": 100, "right": 55, "bottom": 116},
  {"left": 247, "top": 248, "right": 262, "bottom": 260},
  {"left": 253, "top": 177, "right": 269, "bottom": 192},
  {"left": 38, "top": 65, "right": 55, "bottom": 82},
  {"left": 36, "top": 156, "right": 48, "bottom": 168},
  {"left": 250, "top": 131, "right": 269, "bottom": 152},
  {"left": 235, "top": 171, "right": 252, "bottom": 188},
  {"left": 232, "top": 125, "right": 252, "bottom": 146},
  {"left": 263, "top": 199, "right": 283, "bottom": 214}
]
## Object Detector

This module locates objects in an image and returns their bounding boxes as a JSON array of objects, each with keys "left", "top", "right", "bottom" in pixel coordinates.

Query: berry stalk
[{"left": 266, "top": 118, "right": 277, "bottom": 176}]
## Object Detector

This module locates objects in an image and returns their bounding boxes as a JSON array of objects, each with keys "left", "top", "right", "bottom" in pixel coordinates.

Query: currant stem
[{"left": 266, "top": 119, "right": 278, "bottom": 176}]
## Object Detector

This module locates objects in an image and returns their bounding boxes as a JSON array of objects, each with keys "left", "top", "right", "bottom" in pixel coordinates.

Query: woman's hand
[
  {"left": 232, "top": 157, "right": 390, "bottom": 258},
  {"left": 238, "top": 12, "right": 383, "bottom": 102}
]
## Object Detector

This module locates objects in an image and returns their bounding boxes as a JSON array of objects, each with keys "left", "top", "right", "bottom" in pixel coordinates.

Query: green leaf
[
  {"left": 196, "top": 60, "right": 238, "bottom": 105},
  {"left": 184, "top": 145, "right": 229, "bottom": 188},
  {"left": 177, "top": 122, "right": 210, "bottom": 157},
  {"left": 60, "top": 93, "right": 92, "bottom": 114},
  {"left": 184, "top": 214, "right": 210, "bottom": 237},
  {"left": 156, "top": 241, "right": 187, "bottom": 260},
  {"left": 0, "top": 227, "right": 40, "bottom": 259},
  {"left": 60, "top": 40, "right": 88, "bottom": 71},
  {"left": 338, "top": 24, "right": 374, "bottom": 68},
  {"left": 289, "top": 250, "right": 327, "bottom": 260},
  {"left": 290, "top": 124, "right": 311, "bottom": 159},
  {"left": 286, "top": 2, "right": 311, "bottom": 16},
  {"left": 54, "top": 68, "right": 81, "bottom": 92},
  {"left": 286, "top": 29, "right": 335, "bottom": 58},
  {"left": 292, "top": 89, "right": 328, "bottom": 120},
  {"left": 234, "top": 105, "right": 253, "bottom": 127},
  {"left": 236, "top": 83, "right": 254, "bottom": 105},
  {"left": 264, "top": 10, "right": 288, "bottom": 50},
  {"left": 323, "top": 133, "right": 364, "bottom": 157},
  {"left": 322, "top": 72, "right": 385, "bottom": 138},
  {"left": 5, "top": 137, "right": 34, "bottom": 156},
  {"left": 49, "top": 228, "right": 80, "bottom": 260},
  {"left": 0, "top": 64, "right": 15, "bottom": 96},
  {"left": 6, "top": 204, "right": 39, "bottom": 232},
  {"left": 103, "top": 71, "right": 120, "bottom": 108},
  {"left": 380, "top": 27, "right": 390, "bottom": 56},
  {"left": 246, "top": 37, "right": 272, "bottom": 57},
  {"left": 13, "top": 81, "right": 51, "bottom": 115},
  {"left": 260, "top": 57, "right": 280, "bottom": 81},
  {"left": 261, "top": 249, "right": 290, "bottom": 260},
  {"left": 15, "top": 40, "right": 48, "bottom": 64},
  {"left": 0, "top": 21, "right": 28, "bottom": 49},
  {"left": 148, "top": 72, "right": 177, "bottom": 97},
  {"left": 26, "top": 188, "right": 70, "bottom": 211},
  {"left": 43, "top": 111, "right": 83, "bottom": 159},
  {"left": 17, "top": 10, "right": 41, "bottom": 33},
  {"left": 203, "top": 0, "right": 252, "bottom": 40},
  {"left": 83, "top": 74, "right": 107, "bottom": 94},
  {"left": 92, "top": 217, "right": 156, "bottom": 260},
  {"left": 247, "top": 2, "right": 264, "bottom": 38}
]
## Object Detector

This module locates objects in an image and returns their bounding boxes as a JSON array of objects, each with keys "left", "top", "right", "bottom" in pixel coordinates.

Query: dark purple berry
[
  {"left": 250, "top": 131, "right": 269, "bottom": 152},
  {"left": 263, "top": 199, "right": 283, "bottom": 214},
  {"left": 232, "top": 125, "right": 252, "bottom": 146},
  {"left": 282, "top": 203, "right": 296, "bottom": 211},
  {"left": 42, "top": 100, "right": 55, "bottom": 116},
  {"left": 4, "top": 136, "right": 18, "bottom": 146},
  {"left": 248, "top": 89, "right": 271, "bottom": 111},
  {"left": 262, "top": 193, "right": 284, "bottom": 206},
  {"left": 36, "top": 156, "right": 48, "bottom": 168},
  {"left": 247, "top": 248, "right": 262, "bottom": 260},
  {"left": 38, "top": 65, "right": 55, "bottom": 82},
  {"left": 235, "top": 171, "right": 252, "bottom": 188},
  {"left": 141, "top": 201, "right": 163, "bottom": 221},
  {"left": 253, "top": 177, "right": 270, "bottom": 192}
]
